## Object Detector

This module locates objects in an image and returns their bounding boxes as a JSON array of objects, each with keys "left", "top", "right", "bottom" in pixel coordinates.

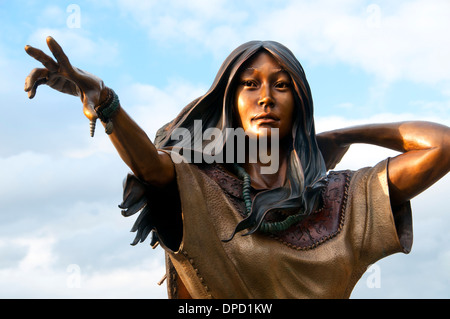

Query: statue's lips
[{"left": 252, "top": 113, "right": 280, "bottom": 124}]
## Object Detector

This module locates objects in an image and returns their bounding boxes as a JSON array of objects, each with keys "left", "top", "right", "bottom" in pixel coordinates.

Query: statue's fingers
[
  {"left": 24, "top": 68, "right": 48, "bottom": 91},
  {"left": 46, "top": 36, "right": 72, "bottom": 71},
  {"left": 24, "top": 45, "right": 59, "bottom": 72},
  {"left": 24, "top": 68, "right": 49, "bottom": 99}
]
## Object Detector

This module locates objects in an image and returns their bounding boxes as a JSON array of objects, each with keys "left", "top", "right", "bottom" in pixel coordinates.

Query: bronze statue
[{"left": 25, "top": 37, "right": 449, "bottom": 298}]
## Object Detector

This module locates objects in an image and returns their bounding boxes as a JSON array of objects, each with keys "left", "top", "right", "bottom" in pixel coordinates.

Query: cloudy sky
[{"left": 1, "top": 0, "right": 449, "bottom": 299}]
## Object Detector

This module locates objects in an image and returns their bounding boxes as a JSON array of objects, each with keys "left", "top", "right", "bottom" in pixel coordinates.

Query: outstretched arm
[
  {"left": 106, "top": 106, "right": 175, "bottom": 187},
  {"left": 24, "top": 36, "right": 175, "bottom": 187},
  {"left": 318, "top": 121, "right": 450, "bottom": 206}
]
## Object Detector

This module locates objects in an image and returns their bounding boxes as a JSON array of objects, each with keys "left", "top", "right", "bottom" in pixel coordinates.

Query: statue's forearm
[
  {"left": 331, "top": 121, "right": 449, "bottom": 154},
  {"left": 107, "top": 106, "right": 175, "bottom": 187}
]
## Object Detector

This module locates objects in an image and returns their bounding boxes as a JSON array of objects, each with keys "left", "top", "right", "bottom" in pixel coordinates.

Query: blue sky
[{"left": 0, "top": 0, "right": 449, "bottom": 298}]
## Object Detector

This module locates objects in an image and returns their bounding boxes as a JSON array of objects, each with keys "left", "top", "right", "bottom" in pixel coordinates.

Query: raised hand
[{"left": 24, "top": 36, "right": 107, "bottom": 134}]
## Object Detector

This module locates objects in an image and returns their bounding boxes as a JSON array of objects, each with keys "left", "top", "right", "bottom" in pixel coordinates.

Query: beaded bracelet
[{"left": 95, "top": 88, "right": 120, "bottom": 135}]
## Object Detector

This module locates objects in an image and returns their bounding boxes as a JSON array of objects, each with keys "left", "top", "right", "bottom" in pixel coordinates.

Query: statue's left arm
[{"left": 317, "top": 121, "right": 450, "bottom": 207}]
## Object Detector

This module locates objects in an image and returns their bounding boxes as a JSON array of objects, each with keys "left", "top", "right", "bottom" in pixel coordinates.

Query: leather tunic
[{"left": 121, "top": 155, "right": 412, "bottom": 299}]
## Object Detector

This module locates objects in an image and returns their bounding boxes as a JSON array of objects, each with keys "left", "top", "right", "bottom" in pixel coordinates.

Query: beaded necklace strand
[{"left": 232, "top": 163, "right": 304, "bottom": 234}]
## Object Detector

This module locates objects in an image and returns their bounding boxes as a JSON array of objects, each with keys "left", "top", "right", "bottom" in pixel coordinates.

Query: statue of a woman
[{"left": 25, "top": 37, "right": 449, "bottom": 298}]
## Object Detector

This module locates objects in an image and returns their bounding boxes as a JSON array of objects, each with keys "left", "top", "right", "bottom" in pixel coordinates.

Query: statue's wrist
[{"left": 94, "top": 87, "right": 120, "bottom": 135}]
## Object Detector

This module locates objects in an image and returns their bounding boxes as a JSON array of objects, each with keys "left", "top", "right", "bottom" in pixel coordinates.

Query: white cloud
[
  {"left": 118, "top": 0, "right": 450, "bottom": 86},
  {"left": 37, "top": 5, "right": 66, "bottom": 26},
  {"left": 27, "top": 28, "right": 119, "bottom": 66},
  {"left": 0, "top": 235, "right": 167, "bottom": 298},
  {"left": 0, "top": 150, "right": 124, "bottom": 209},
  {"left": 15, "top": 236, "right": 57, "bottom": 272},
  {"left": 117, "top": 0, "right": 247, "bottom": 57},
  {"left": 120, "top": 80, "right": 207, "bottom": 139},
  {"left": 248, "top": 0, "right": 450, "bottom": 85}
]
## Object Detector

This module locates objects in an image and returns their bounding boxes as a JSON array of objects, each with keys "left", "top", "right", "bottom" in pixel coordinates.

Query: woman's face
[{"left": 234, "top": 51, "right": 295, "bottom": 141}]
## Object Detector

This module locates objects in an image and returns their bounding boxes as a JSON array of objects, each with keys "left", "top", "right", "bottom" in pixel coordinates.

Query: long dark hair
[{"left": 154, "top": 41, "right": 327, "bottom": 238}]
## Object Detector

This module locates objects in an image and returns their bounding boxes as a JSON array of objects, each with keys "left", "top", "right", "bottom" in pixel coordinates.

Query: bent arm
[{"left": 322, "top": 121, "right": 450, "bottom": 206}]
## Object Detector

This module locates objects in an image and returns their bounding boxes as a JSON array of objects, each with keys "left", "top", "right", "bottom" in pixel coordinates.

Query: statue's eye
[
  {"left": 242, "top": 80, "right": 257, "bottom": 87},
  {"left": 275, "top": 81, "right": 290, "bottom": 89}
]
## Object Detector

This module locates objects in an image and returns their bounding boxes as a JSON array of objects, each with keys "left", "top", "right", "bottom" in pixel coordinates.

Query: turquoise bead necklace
[{"left": 232, "top": 163, "right": 305, "bottom": 234}]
